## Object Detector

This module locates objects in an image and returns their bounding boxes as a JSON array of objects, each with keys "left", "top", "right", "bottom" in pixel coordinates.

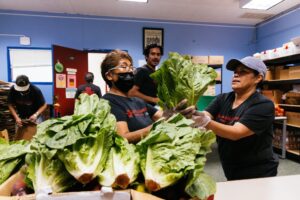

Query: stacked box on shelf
[{"left": 0, "top": 88, "right": 15, "bottom": 139}]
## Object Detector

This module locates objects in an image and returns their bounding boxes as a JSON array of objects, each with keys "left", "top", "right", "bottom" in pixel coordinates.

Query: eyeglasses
[{"left": 109, "top": 65, "right": 134, "bottom": 72}]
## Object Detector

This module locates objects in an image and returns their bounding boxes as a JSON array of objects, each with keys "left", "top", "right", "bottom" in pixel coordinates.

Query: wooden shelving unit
[{"left": 264, "top": 54, "right": 300, "bottom": 162}]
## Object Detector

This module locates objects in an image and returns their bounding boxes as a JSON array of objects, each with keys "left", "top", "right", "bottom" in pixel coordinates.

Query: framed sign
[{"left": 143, "top": 27, "right": 164, "bottom": 49}]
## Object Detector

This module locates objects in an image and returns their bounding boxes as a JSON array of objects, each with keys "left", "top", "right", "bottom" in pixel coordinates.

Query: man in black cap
[
  {"left": 75, "top": 72, "right": 102, "bottom": 99},
  {"left": 190, "top": 56, "right": 279, "bottom": 181},
  {"left": 8, "top": 75, "right": 47, "bottom": 129}
]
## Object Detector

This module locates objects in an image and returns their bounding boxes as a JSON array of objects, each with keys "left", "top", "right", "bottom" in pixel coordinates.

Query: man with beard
[{"left": 128, "top": 44, "right": 163, "bottom": 106}]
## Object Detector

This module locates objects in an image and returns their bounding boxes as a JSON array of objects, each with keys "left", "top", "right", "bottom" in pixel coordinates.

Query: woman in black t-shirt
[
  {"left": 101, "top": 50, "right": 192, "bottom": 144},
  {"left": 191, "top": 56, "right": 279, "bottom": 180}
]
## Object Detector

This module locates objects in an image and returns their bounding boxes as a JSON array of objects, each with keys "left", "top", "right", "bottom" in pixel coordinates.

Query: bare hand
[
  {"left": 16, "top": 117, "right": 23, "bottom": 127},
  {"left": 29, "top": 114, "right": 37, "bottom": 122}
]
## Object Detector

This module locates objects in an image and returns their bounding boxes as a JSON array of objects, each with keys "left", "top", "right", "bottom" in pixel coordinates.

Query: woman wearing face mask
[{"left": 101, "top": 50, "right": 192, "bottom": 144}]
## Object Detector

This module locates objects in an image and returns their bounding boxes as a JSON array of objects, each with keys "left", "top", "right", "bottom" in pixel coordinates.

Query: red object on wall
[{"left": 53, "top": 45, "right": 88, "bottom": 116}]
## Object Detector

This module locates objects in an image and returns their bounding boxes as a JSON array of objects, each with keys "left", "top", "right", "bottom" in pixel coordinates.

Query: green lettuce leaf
[
  {"left": 98, "top": 134, "right": 140, "bottom": 189},
  {"left": 151, "top": 52, "right": 217, "bottom": 109}
]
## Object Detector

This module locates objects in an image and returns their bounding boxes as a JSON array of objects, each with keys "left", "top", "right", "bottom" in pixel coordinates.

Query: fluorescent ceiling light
[
  {"left": 240, "top": 0, "right": 284, "bottom": 10},
  {"left": 118, "top": 0, "right": 148, "bottom": 3}
]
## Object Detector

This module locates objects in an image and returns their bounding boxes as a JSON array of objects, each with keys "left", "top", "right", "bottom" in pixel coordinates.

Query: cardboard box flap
[{"left": 131, "top": 190, "right": 163, "bottom": 200}]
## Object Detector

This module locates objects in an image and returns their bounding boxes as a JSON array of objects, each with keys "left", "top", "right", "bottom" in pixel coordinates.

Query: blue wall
[
  {"left": 0, "top": 11, "right": 257, "bottom": 103},
  {"left": 256, "top": 7, "right": 300, "bottom": 52}
]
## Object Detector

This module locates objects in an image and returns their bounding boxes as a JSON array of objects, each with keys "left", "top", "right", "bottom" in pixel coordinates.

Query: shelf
[
  {"left": 208, "top": 64, "right": 222, "bottom": 69},
  {"left": 287, "top": 123, "right": 300, "bottom": 128},
  {"left": 263, "top": 78, "right": 300, "bottom": 85},
  {"left": 264, "top": 53, "right": 300, "bottom": 66},
  {"left": 274, "top": 121, "right": 300, "bottom": 128},
  {"left": 278, "top": 104, "right": 300, "bottom": 108},
  {"left": 287, "top": 149, "right": 300, "bottom": 156}
]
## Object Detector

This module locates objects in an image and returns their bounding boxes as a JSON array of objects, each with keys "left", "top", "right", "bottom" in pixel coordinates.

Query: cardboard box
[
  {"left": 274, "top": 66, "right": 289, "bottom": 80},
  {"left": 261, "top": 90, "right": 283, "bottom": 104},
  {"left": 0, "top": 129, "right": 9, "bottom": 140},
  {"left": 215, "top": 69, "right": 221, "bottom": 81},
  {"left": 289, "top": 66, "right": 300, "bottom": 79},
  {"left": 192, "top": 56, "right": 209, "bottom": 64},
  {"left": 265, "top": 69, "right": 274, "bottom": 81},
  {"left": 285, "top": 92, "right": 300, "bottom": 105},
  {"left": 208, "top": 56, "right": 224, "bottom": 65},
  {"left": 14, "top": 123, "right": 37, "bottom": 141},
  {"left": 286, "top": 111, "right": 300, "bottom": 126},
  {"left": 0, "top": 172, "right": 162, "bottom": 200}
]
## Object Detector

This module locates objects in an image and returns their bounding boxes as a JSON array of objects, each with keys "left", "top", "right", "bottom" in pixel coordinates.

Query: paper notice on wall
[
  {"left": 66, "top": 68, "right": 77, "bottom": 74},
  {"left": 56, "top": 74, "right": 66, "bottom": 88},
  {"left": 66, "top": 88, "right": 77, "bottom": 99},
  {"left": 67, "top": 74, "right": 76, "bottom": 88}
]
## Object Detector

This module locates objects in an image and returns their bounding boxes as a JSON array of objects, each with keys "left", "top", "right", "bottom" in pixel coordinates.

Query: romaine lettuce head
[
  {"left": 0, "top": 158, "right": 23, "bottom": 184},
  {"left": 98, "top": 135, "right": 140, "bottom": 189},
  {"left": 185, "top": 170, "right": 216, "bottom": 200},
  {"left": 151, "top": 52, "right": 217, "bottom": 109},
  {"left": 58, "top": 130, "right": 113, "bottom": 184},
  {"left": 137, "top": 114, "right": 206, "bottom": 192},
  {"left": 25, "top": 148, "right": 76, "bottom": 193},
  {"left": 0, "top": 140, "right": 28, "bottom": 184}
]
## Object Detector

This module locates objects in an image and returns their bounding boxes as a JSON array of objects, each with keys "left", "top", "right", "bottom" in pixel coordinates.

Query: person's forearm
[
  {"left": 35, "top": 103, "right": 47, "bottom": 117},
  {"left": 206, "top": 120, "right": 251, "bottom": 141},
  {"left": 8, "top": 105, "right": 19, "bottom": 120},
  {"left": 119, "top": 125, "right": 152, "bottom": 143}
]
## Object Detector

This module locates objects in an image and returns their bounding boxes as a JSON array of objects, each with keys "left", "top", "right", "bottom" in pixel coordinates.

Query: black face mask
[{"left": 113, "top": 72, "right": 134, "bottom": 93}]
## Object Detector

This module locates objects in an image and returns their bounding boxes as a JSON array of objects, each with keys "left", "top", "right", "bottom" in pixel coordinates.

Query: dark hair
[
  {"left": 143, "top": 44, "right": 163, "bottom": 56},
  {"left": 252, "top": 70, "right": 264, "bottom": 89},
  {"left": 101, "top": 50, "right": 133, "bottom": 87},
  {"left": 85, "top": 72, "right": 94, "bottom": 83},
  {"left": 16, "top": 75, "right": 29, "bottom": 86}
]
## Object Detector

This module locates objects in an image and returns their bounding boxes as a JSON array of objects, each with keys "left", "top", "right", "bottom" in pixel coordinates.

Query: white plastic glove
[{"left": 192, "top": 111, "right": 211, "bottom": 128}]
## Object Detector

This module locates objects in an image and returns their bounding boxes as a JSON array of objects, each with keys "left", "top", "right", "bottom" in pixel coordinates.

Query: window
[{"left": 8, "top": 47, "right": 53, "bottom": 83}]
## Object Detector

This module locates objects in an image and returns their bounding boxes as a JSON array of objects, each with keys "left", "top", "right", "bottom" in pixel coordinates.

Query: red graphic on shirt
[
  {"left": 126, "top": 107, "right": 147, "bottom": 118},
  {"left": 83, "top": 87, "right": 94, "bottom": 95},
  {"left": 217, "top": 114, "right": 240, "bottom": 124}
]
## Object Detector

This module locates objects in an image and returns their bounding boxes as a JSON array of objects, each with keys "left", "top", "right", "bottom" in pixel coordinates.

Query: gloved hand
[
  {"left": 162, "top": 99, "right": 196, "bottom": 119},
  {"left": 192, "top": 111, "right": 211, "bottom": 128}
]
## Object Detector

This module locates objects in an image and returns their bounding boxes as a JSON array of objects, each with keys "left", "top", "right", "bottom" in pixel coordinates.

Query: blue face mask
[{"left": 113, "top": 72, "right": 134, "bottom": 93}]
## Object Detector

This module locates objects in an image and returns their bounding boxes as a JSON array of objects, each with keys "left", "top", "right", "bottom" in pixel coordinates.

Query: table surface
[{"left": 214, "top": 175, "right": 300, "bottom": 200}]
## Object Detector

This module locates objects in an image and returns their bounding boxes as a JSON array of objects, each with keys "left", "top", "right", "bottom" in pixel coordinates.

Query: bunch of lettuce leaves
[
  {"left": 0, "top": 138, "right": 28, "bottom": 184},
  {"left": 137, "top": 114, "right": 216, "bottom": 199},
  {"left": 25, "top": 147, "right": 77, "bottom": 193},
  {"left": 27, "top": 94, "right": 115, "bottom": 186},
  {"left": 98, "top": 134, "right": 140, "bottom": 189},
  {"left": 151, "top": 52, "right": 217, "bottom": 109}
]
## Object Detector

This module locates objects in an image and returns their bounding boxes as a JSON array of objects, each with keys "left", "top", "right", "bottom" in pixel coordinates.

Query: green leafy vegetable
[
  {"left": 98, "top": 135, "right": 140, "bottom": 189},
  {"left": 25, "top": 148, "right": 76, "bottom": 193},
  {"left": 151, "top": 52, "right": 217, "bottom": 109},
  {"left": 137, "top": 114, "right": 216, "bottom": 194},
  {"left": 0, "top": 140, "right": 28, "bottom": 184}
]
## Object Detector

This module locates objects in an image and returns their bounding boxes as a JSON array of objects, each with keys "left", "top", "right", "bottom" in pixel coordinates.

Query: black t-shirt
[
  {"left": 134, "top": 65, "right": 158, "bottom": 102},
  {"left": 205, "top": 91, "right": 278, "bottom": 180},
  {"left": 7, "top": 84, "right": 45, "bottom": 118},
  {"left": 103, "top": 93, "right": 157, "bottom": 132},
  {"left": 75, "top": 83, "right": 102, "bottom": 99}
]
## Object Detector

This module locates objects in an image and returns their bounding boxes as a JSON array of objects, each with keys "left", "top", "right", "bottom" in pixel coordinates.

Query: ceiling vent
[{"left": 240, "top": 12, "right": 274, "bottom": 19}]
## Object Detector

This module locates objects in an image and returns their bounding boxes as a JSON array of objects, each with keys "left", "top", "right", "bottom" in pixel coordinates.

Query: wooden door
[{"left": 53, "top": 45, "right": 88, "bottom": 116}]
